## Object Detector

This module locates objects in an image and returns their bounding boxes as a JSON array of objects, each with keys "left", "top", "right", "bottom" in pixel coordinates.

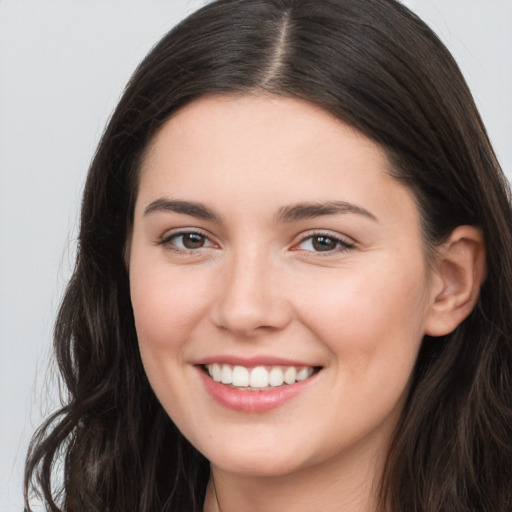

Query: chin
[
  {"left": 214, "top": 455, "right": 306, "bottom": 478},
  {"left": 202, "top": 437, "right": 313, "bottom": 478}
]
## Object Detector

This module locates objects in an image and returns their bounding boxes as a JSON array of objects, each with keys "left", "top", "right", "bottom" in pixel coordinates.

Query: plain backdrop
[{"left": 1, "top": 1, "right": 511, "bottom": 510}]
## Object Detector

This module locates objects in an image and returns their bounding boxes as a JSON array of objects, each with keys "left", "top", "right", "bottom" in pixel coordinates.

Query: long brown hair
[{"left": 25, "top": 1, "right": 512, "bottom": 510}]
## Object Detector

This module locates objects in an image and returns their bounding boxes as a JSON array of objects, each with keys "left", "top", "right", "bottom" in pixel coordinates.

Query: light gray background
[{"left": 1, "top": 1, "right": 511, "bottom": 511}]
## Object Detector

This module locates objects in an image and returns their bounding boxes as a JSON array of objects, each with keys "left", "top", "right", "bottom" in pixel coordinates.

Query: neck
[{"left": 203, "top": 441, "right": 388, "bottom": 512}]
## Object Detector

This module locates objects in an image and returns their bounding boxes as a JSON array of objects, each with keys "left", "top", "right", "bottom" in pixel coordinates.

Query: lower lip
[{"left": 197, "top": 368, "right": 319, "bottom": 413}]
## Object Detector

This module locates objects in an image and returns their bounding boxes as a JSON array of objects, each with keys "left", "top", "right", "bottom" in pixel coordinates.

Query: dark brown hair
[{"left": 25, "top": 1, "right": 512, "bottom": 510}]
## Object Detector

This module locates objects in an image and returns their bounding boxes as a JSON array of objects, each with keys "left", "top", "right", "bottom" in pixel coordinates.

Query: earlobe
[{"left": 424, "top": 225, "right": 486, "bottom": 337}]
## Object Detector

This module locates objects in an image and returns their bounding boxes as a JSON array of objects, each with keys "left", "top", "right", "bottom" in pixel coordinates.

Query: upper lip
[{"left": 194, "top": 355, "right": 321, "bottom": 367}]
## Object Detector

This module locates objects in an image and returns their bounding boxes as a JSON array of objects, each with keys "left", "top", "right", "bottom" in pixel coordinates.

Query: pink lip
[{"left": 196, "top": 366, "right": 320, "bottom": 413}]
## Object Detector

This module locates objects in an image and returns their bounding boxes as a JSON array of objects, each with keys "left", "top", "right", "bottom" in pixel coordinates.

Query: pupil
[
  {"left": 183, "top": 233, "right": 205, "bottom": 249},
  {"left": 312, "top": 236, "right": 336, "bottom": 251}
]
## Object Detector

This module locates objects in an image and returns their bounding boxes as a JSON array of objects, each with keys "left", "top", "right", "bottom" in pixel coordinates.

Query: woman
[{"left": 25, "top": 0, "right": 512, "bottom": 511}]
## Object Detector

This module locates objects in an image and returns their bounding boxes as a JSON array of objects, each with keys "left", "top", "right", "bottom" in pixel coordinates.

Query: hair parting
[{"left": 25, "top": 1, "right": 512, "bottom": 511}]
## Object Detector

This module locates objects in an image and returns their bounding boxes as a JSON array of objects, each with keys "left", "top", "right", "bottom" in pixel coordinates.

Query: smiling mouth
[{"left": 202, "top": 363, "right": 321, "bottom": 391}]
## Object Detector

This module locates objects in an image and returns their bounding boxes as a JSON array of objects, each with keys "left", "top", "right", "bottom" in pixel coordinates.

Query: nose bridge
[{"left": 213, "top": 242, "right": 290, "bottom": 336}]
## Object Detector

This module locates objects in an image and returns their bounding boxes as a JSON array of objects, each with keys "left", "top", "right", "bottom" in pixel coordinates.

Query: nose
[{"left": 212, "top": 249, "right": 292, "bottom": 338}]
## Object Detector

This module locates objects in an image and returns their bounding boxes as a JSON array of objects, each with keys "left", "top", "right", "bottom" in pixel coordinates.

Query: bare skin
[{"left": 129, "top": 95, "right": 485, "bottom": 512}]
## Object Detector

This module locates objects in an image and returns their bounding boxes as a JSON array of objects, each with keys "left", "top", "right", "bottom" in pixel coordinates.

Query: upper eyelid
[
  {"left": 159, "top": 227, "right": 213, "bottom": 240},
  {"left": 155, "top": 228, "right": 218, "bottom": 250},
  {"left": 156, "top": 227, "right": 356, "bottom": 248},
  {"left": 291, "top": 233, "right": 355, "bottom": 259},
  {"left": 294, "top": 229, "right": 355, "bottom": 245}
]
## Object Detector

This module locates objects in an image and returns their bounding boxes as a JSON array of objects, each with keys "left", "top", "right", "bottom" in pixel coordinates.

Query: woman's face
[{"left": 129, "top": 95, "right": 436, "bottom": 478}]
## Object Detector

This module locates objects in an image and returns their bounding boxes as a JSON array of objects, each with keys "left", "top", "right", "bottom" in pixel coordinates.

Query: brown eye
[
  {"left": 181, "top": 233, "right": 206, "bottom": 249},
  {"left": 312, "top": 235, "right": 338, "bottom": 251},
  {"left": 296, "top": 233, "right": 353, "bottom": 254},
  {"left": 160, "top": 231, "right": 214, "bottom": 252}
]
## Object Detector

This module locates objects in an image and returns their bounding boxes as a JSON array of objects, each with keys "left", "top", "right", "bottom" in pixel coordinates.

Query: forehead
[
  {"left": 137, "top": 94, "right": 418, "bottom": 228},
  {"left": 141, "top": 95, "right": 385, "bottom": 183}
]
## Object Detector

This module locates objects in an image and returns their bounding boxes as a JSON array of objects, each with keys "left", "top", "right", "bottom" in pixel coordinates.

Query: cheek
[
  {"left": 129, "top": 262, "right": 213, "bottom": 357},
  {"left": 129, "top": 265, "right": 215, "bottom": 420},
  {"left": 293, "top": 258, "right": 429, "bottom": 371},
  {"left": 291, "top": 266, "right": 428, "bottom": 446}
]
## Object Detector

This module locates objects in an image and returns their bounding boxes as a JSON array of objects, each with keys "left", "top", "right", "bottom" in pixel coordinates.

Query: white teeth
[
  {"left": 296, "top": 367, "right": 313, "bottom": 381},
  {"left": 211, "top": 363, "right": 222, "bottom": 382},
  {"left": 205, "top": 363, "right": 316, "bottom": 389},
  {"left": 269, "top": 367, "right": 284, "bottom": 387},
  {"left": 283, "top": 366, "right": 297, "bottom": 385},
  {"left": 221, "top": 364, "right": 233, "bottom": 384},
  {"left": 232, "top": 365, "right": 250, "bottom": 387},
  {"left": 249, "top": 366, "right": 269, "bottom": 388}
]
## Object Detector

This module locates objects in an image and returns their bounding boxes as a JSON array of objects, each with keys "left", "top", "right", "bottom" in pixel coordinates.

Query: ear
[{"left": 424, "top": 225, "right": 486, "bottom": 337}]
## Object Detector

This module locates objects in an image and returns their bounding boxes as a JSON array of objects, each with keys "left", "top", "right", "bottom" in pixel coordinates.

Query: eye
[
  {"left": 296, "top": 233, "right": 354, "bottom": 254},
  {"left": 158, "top": 230, "right": 216, "bottom": 252},
  {"left": 174, "top": 232, "right": 209, "bottom": 249}
]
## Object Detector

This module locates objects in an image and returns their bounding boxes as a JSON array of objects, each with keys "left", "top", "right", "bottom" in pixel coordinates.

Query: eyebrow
[
  {"left": 276, "top": 201, "right": 378, "bottom": 223},
  {"left": 143, "top": 198, "right": 377, "bottom": 224},
  {"left": 144, "top": 199, "right": 220, "bottom": 221}
]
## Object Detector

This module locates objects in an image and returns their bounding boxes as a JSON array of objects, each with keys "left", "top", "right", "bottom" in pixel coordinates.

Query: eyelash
[
  {"left": 156, "top": 230, "right": 355, "bottom": 256},
  {"left": 294, "top": 231, "right": 355, "bottom": 256},
  {"left": 157, "top": 230, "right": 215, "bottom": 255}
]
